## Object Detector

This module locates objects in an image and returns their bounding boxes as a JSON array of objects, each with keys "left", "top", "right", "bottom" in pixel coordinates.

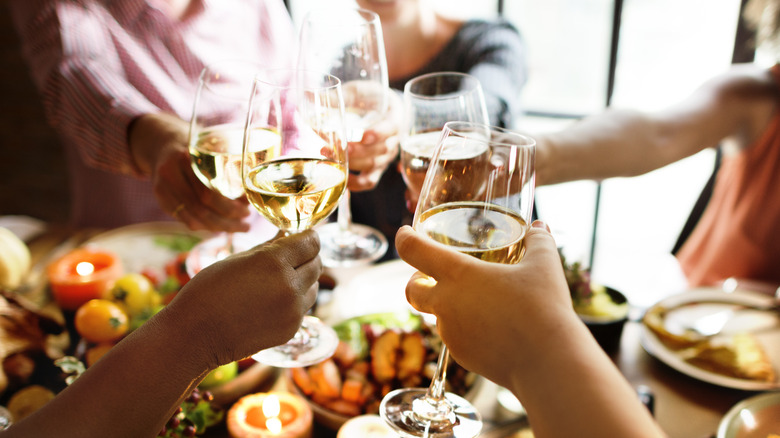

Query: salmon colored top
[{"left": 676, "top": 64, "right": 780, "bottom": 288}]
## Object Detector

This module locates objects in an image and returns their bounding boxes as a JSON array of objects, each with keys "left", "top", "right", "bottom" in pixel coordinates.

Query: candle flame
[
  {"left": 266, "top": 417, "right": 282, "bottom": 434},
  {"left": 76, "top": 262, "right": 95, "bottom": 276},
  {"left": 262, "top": 394, "right": 282, "bottom": 434}
]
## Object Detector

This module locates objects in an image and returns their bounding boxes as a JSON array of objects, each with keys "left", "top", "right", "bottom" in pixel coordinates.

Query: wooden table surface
[{"left": 16, "top": 223, "right": 767, "bottom": 438}]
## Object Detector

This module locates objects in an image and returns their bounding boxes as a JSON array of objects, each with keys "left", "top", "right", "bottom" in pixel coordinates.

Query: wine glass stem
[
  {"left": 337, "top": 189, "right": 353, "bottom": 233},
  {"left": 427, "top": 344, "right": 450, "bottom": 401},
  {"left": 225, "top": 232, "right": 235, "bottom": 254}
]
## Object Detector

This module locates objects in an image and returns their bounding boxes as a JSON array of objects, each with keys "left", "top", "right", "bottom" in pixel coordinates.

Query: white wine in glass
[
  {"left": 298, "top": 7, "right": 390, "bottom": 266},
  {"left": 242, "top": 68, "right": 348, "bottom": 367},
  {"left": 400, "top": 72, "right": 490, "bottom": 209},
  {"left": 381, "top": 121, "right": 536, "bottom": 438},
  {"left": 186, "top": 60, "right": 276, "bottom": 276}
]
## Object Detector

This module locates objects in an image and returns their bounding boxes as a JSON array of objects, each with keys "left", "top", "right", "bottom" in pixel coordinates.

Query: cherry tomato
[
  {"left": 140, "top": 268, "right": 162, "bottom": 288},
  {"left": 106, "top": 273, "right": 161, "bottom": 317},
  {"left": 75, "top": 299, "right": 129, "bottom": 343}
]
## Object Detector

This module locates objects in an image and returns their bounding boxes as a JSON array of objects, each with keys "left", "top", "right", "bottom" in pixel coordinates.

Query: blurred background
[{"left": 0, "top": 0, "right": 757, "bottom": 306}]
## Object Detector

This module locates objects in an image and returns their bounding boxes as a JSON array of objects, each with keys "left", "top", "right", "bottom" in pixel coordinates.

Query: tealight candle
[
  {"left": 227, "top": 391, "right": 313, "bottom": 438},
  {"left": 337, "top": 414, "right": 396, "bottom": 438},
  {"left": 47, "top": 247, "right": 123, "bottom": 311}
]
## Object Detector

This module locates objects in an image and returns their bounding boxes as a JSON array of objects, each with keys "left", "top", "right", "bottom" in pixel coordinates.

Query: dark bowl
[{"left": 578, "top": 287, "right": 629, "bottom": 354}]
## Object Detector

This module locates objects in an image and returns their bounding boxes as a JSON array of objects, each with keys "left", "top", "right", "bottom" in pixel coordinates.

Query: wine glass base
[
  {"left": 317, "top": 223, "right": 389, "bottom": 268},
  {"left": 251, "top": 316, "right": 339, "bottom": 368},
  {"left": 185, "top": 233, "right": 256, "bottom": 277},
  {"left": 380, "top": 388, "right": 482, "bottom": 438}
]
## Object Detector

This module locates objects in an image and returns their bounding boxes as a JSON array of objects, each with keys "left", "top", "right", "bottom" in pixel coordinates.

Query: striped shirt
[{"left": 9, "top": 0, "right": 295, "bottom": 227}]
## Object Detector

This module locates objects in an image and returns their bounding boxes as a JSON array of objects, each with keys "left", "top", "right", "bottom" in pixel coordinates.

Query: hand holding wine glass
[
  {"left": 400, "top": 72, "right": 490, "bottom": 212},
  {"left": 381, "top": 121, "right": 536, "bottom": 438},
  {"left": 298, "top": 7, "right": 391, "bottom": 266},
  {"left": 242, "top": 68, "right": 348, "bottom": 367}
]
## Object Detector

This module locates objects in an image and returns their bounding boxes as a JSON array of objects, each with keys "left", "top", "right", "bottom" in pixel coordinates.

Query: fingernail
[
  {"left": 532, "top": 220, "right": 551, "bottom": 232},
  {"left": 363, "top": 133, "right": 377, "bottom": 144}
]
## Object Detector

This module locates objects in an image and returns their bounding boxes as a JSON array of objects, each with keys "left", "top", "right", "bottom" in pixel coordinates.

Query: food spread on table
[
  {"left": 643, "top": 304, "right": 776, "bottom": 383},
  {"left": 0, "top": 225, "right": 231, "bottom": 436},
  {"left": 288, "top": 312, "right": 477, "bottom": 425}
]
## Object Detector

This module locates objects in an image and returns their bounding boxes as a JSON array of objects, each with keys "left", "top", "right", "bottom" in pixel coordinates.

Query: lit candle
[
  {"left": 227, "top": 392, "right": 313, "bottom": 438},
  {"left": 337, "top": 414, "right": 396, "bottom": 438},
  {"left": 47, "top": 247, "right": 123, "bottom": 311}
]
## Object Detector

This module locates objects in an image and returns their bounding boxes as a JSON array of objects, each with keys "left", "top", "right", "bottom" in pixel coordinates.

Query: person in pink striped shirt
[{"left": 8, "top": 0, "right": 399, "bottom": 234}]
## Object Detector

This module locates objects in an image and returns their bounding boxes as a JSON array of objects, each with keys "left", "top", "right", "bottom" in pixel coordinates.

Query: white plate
[
  {"left": 717, "top": 392, "right": 780, "bottom": 437},
  {"left": 82, "top": 222, "right": 209, "bottom": 275},
  {"left": 640, "top": 289, "right": 780, "bottom": 391},
  {"left": 323, "top": 259, "right": 418, "bottom": 325}
]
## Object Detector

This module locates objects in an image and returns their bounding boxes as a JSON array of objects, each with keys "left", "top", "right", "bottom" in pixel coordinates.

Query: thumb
[
  {"left": 395, "top": 225, "right": 472, "bottom": 280},
  {"left": 522, "top": 220, "right": 565, "bottom": 269}
]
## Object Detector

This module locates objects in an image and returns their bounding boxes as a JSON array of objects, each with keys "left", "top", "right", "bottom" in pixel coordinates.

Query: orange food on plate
[
  {"left": 74, "top": 299, "right": 129, "bottom": 343},
  {"left": 85, "top": 343, "right": 114, "bottom": 367},
  {"left": 288, "top": 312, "right": 479, "bottom": 427}
]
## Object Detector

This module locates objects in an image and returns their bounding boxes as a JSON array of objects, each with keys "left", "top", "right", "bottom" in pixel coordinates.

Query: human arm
[
  {"left": 395, "top": 223, "right": 666, "bottom": 438},
  {"left": 536, "top": 64, "right": 779, "bottom": 186},
  {"left": 1, "top": 230, "right": 321, "bottom": 438},
  {"left": 8, "top": 0, "right": 252, "bottom": 232},
  {"left": 128, "top": 113, "right": 252, "bottom": 232}
]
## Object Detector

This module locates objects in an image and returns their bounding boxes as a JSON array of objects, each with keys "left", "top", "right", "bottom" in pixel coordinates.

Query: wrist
[{"left": 128, "top": 113, "right": 189, "bottom": 176}]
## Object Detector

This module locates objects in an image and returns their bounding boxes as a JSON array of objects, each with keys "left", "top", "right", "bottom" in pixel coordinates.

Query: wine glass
[
  {"left": 380, "top": 121, "right": 536, "bottom": 438},
  {"left": 242, "top": 68, "right": 347, "bottom": 367},
  {"left": 400, "top": 72, "right": 490, "bottom": 210},
  {"left": 298, "top": 7, "right": 390, "bottom": 267},
  {"left": 185, "top": 60, "right": 266, "bottom": 276}
]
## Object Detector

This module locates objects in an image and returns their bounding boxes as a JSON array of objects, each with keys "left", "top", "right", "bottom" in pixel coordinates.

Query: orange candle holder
[
  {"left": 227, "top": 391, "right": 313, "bottom": 438},
  {"left": 47, "top": 247, "right": 123, "bottom": 311}
]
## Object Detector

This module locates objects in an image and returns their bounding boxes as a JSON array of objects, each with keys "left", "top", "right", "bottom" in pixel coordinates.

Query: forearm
[
  {"left": 508, "top": 314, "right": 665, "bottom": 438},
  {"left": 128, "top": 113, "right": 190, "bottom": 177},
  {"left": 536, "top": 109, "right": 688, "bottom": 185},
  {"left": 3, "top": 307, "right": 210, "bottom": 438}
]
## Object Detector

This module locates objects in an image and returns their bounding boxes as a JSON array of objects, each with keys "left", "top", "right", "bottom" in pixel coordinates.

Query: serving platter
[
  {"left": 640, "top": 289, "right": 780, "bottom": 391},
  {"left": 82, "top": 221, "right": 209, "bottom": 275}
]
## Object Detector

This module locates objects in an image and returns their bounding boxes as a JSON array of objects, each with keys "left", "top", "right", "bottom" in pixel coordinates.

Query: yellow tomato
[
  {"left": 106, "top": 273, "right": 160, "bottom": 316},
  {"left": 75, "top": 299, "right": 129, "bottom": 343}
]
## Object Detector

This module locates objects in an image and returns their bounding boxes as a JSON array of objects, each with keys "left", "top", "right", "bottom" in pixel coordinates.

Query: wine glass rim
[
  {"left": 251, "top": 68, "right": 342, "bottom": 92},
  {"left": 197, "top": 58, "right": 265, "bottom": 99},
  {"left": 443, "top": 121, "right": 536, "bottom": 149},
  {"left": 301, "top": 6, "right": 380, "bottom": 25},
  {"left": 403, "top": 71, "right": 482, "bottom": 100}
]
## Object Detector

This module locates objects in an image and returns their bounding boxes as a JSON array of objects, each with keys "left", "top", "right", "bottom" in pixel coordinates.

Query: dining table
[{"left": 5, "top": 217, "right": 773, "bottom": 438}]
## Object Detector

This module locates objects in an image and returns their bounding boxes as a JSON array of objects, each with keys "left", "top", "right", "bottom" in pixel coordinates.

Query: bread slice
[
  {"left": 643, "top": 306, "right": 776, "bottom": 382},
  {"left": 681, "top": 333, "right": 776, "bottom": 383}
]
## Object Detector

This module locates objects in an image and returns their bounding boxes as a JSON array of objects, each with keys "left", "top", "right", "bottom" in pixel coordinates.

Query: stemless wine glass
[
  {"left": 400, "top": 72, "right": 489, "bottom": 210},
  {"left": 298, "top": 7, "right": 390, "bottom": 267},
  {"left": 381, "top": 121, "right": 536, "bottom": 438},
  {"left": 242, "top": 68, "right": 348, "bottom": 367},
  {"left": 186, "top": 60, "right": 267, "bottom": 276}
]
